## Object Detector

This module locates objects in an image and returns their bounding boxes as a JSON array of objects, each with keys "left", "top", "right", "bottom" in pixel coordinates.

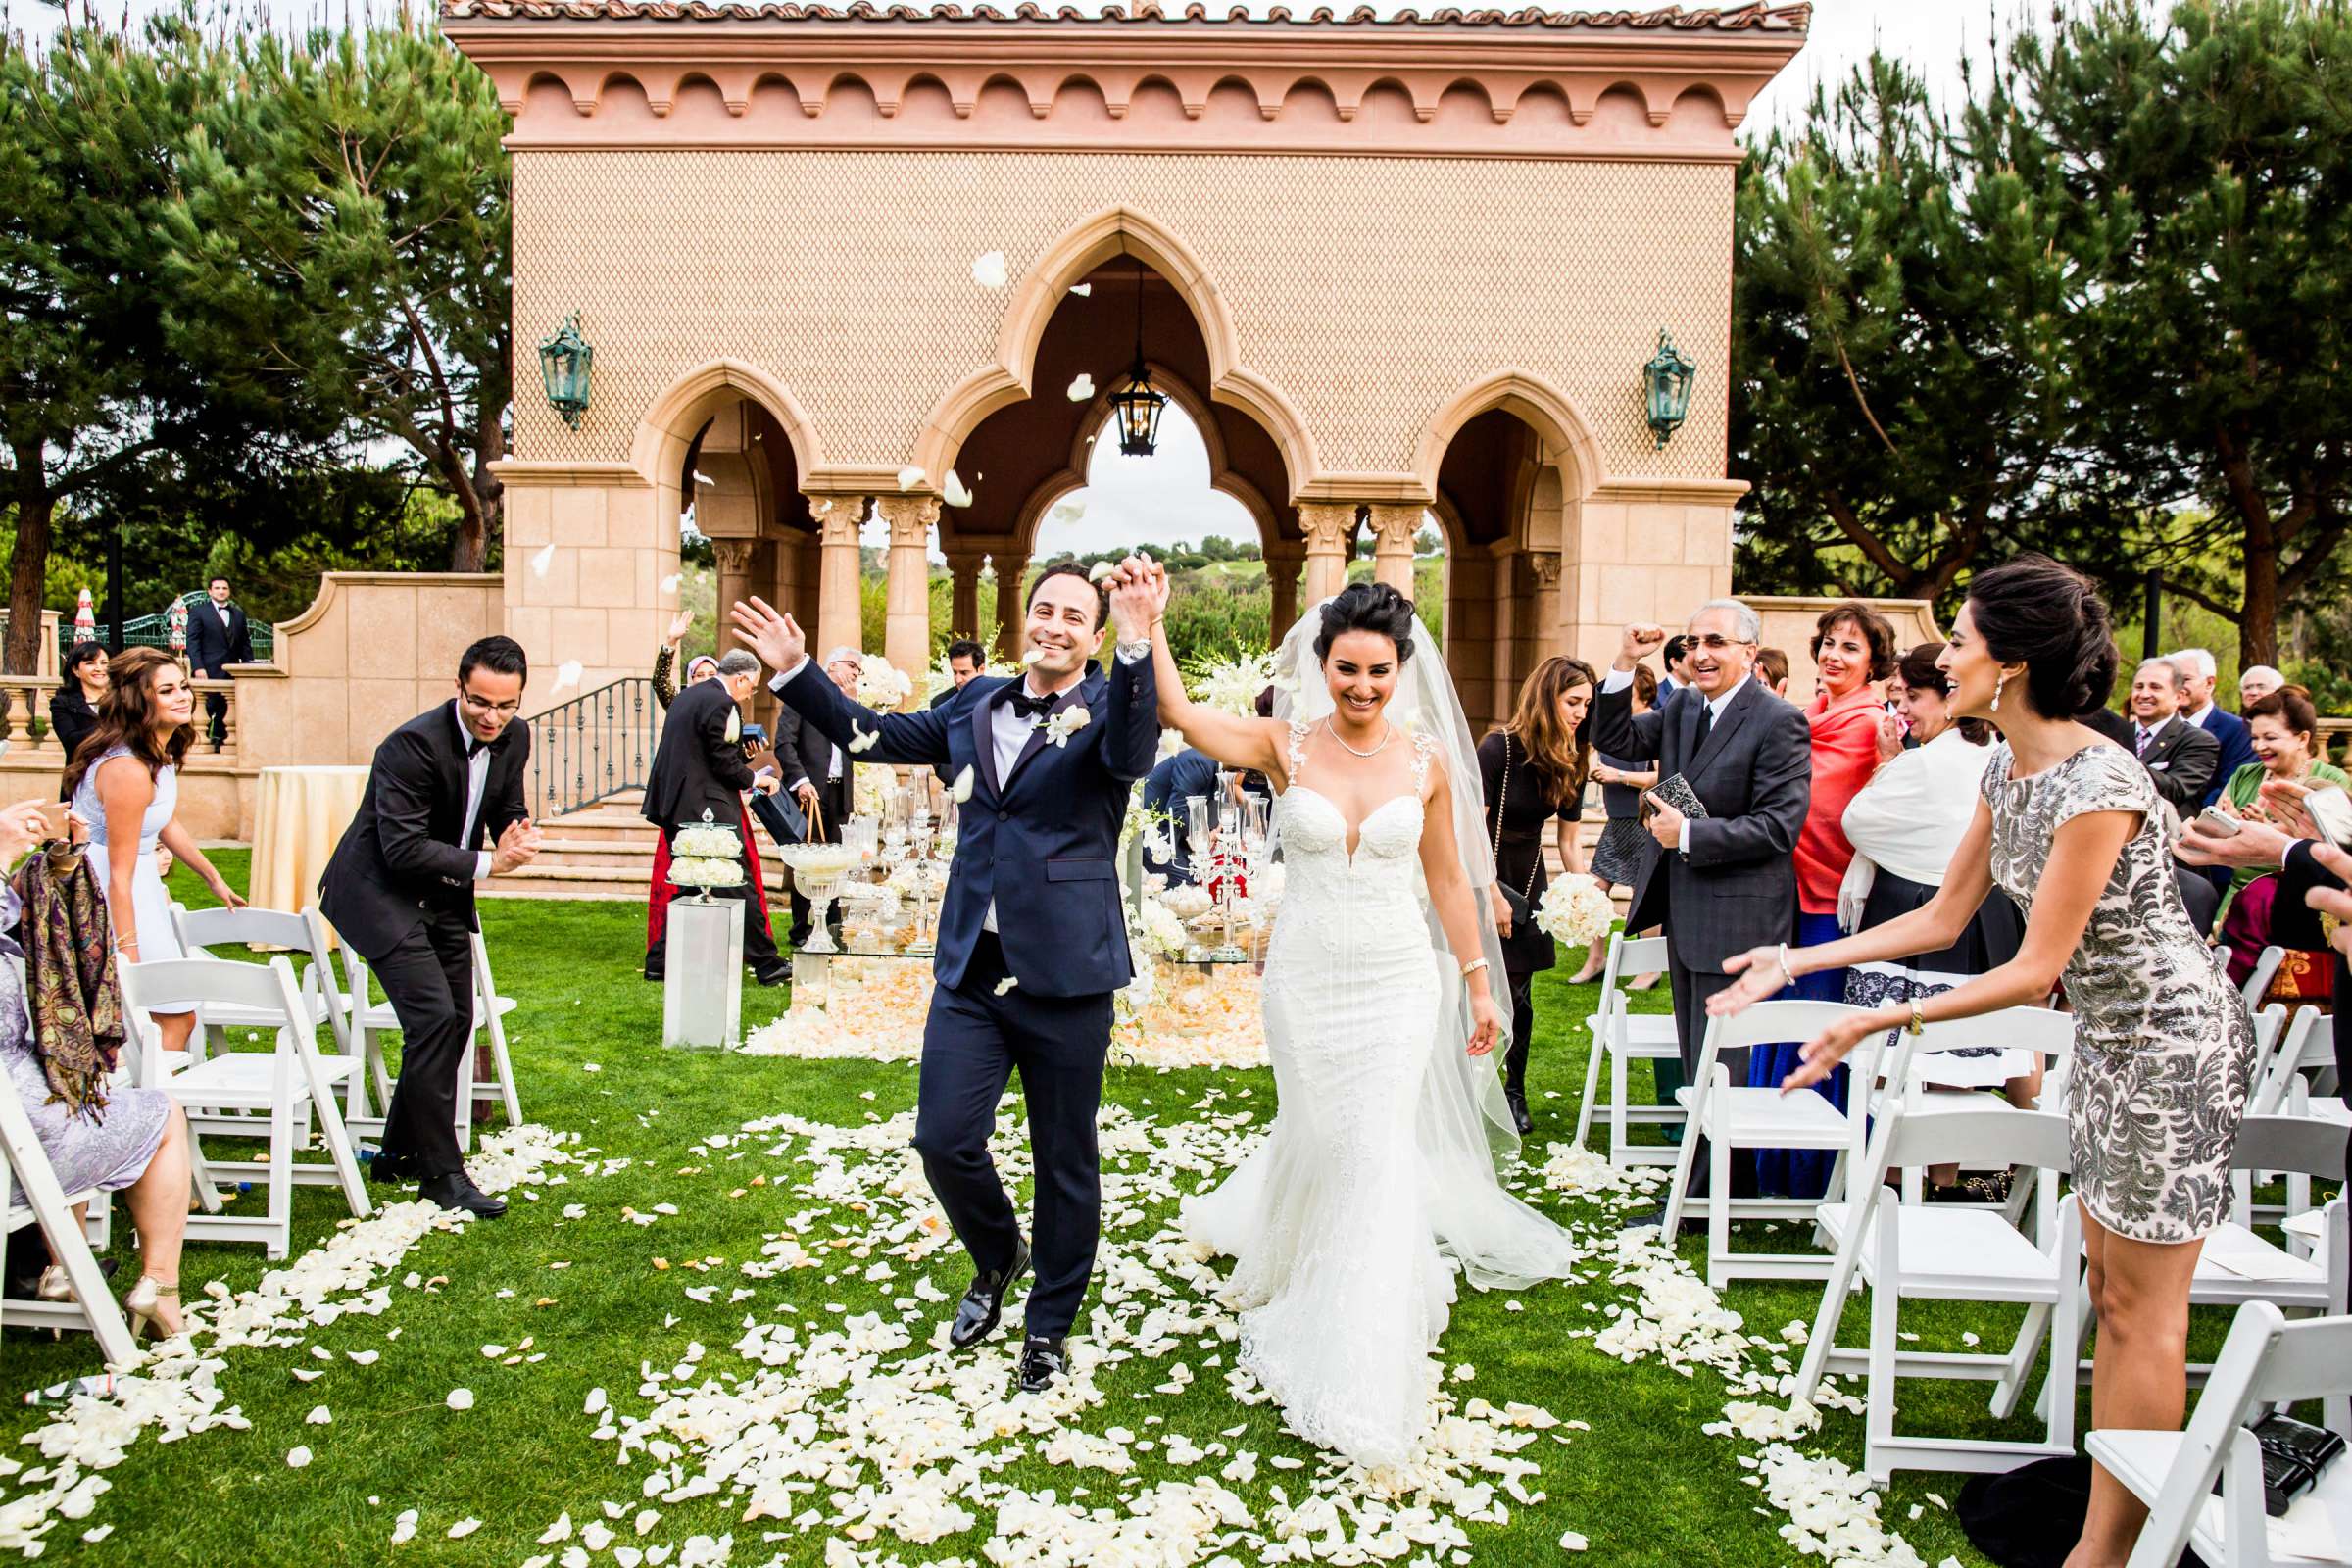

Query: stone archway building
[{"left": 449, "top": 0, "right": 1811, "bottom": 728}]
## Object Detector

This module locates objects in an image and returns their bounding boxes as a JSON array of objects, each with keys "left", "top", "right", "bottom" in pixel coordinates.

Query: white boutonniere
[
  {"left": 724, "top": 710, "right": 741, "bottom": 744},
  {"left": 1044, "top": 708, "right": 1092, "bottom": 748}
]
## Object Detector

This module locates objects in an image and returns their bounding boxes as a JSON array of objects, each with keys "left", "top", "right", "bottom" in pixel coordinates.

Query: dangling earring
[{"left": 1991, "top": 674, "right": 2006, "bottom": 714}]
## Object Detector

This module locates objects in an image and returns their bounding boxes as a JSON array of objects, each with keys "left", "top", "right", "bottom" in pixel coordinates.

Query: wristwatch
[{"left": 1115, "top": 637, "right": 1152, "bottom": 663}]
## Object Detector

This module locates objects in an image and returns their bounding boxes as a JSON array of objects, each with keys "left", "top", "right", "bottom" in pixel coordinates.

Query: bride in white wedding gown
[{"left": 1121, "top": 567, "right": 1582, "bottom": 1469}]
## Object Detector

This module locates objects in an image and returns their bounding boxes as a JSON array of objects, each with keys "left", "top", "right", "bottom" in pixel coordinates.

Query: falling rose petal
[
  {"left": 446, "top": 1388, "right": 475, "bottom": 1411},
  {"left": 848, "top": 730, "right": 879, "bottom": 754},
  {"left": 1021, "top": 648, "right": 1044, "bottom": 666},
  {"left": 1066, "top": 373, "right": 1095, "bottom": 401},
  {"left": 531, "top": 542, "right": 556, "bottom": 577},
  {"left": 943, "top": 470, "right": 974, "bottom": 509},
  {"left": 970, "top": 249, "right": 1007, "bottom": 288},
  {"left": 287, "top": 1445, "right": 314, "bottom": 1468},
  {"left": 1088, "top": 561, "right": 1116, "bottom": 583},
  {"left": 896, "top": 465, "right": 925, "bottom": 493},
  {"left": 994, "top": 977, "right": 1018, "bottom": 996},
  {"left": 949, "top": 766, "right": 975, "bottom": 804},
  {"left": 1069, "top": 282, "right": 1092, "bottom": 296},
  {"left": 553, "top": 661, "right": 584, "bottom": 694},
  {"left": 660, "top": 574, "right": 682, "bottom": 594}
]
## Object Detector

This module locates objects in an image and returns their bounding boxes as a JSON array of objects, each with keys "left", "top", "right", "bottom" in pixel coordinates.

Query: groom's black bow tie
[{"left": 1007, "top": 690, "right": 1057, "bottom": 722}]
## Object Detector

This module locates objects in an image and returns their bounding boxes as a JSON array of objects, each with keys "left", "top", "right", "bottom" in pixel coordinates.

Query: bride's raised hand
[
  {"left": 1465, "top": 990, "right": 1501, "bottom": 1056},
  {"left": 1707, "top": 945, "right": 1789, "bottom": 1017}
]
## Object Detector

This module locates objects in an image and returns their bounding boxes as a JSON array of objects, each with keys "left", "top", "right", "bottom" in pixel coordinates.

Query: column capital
[
  {"left": 1367, "top": 503, "right": 1423, "bottom": 548},
  {"left": 875, "top": 493, "right": 941, "bottom": 544},
  {"left": 1298, "top": 501, "right": 1356, "bottom": 551},
  {"left": 1526, "top": 549, "right": 1561, "bottom": 588},
  {"left": 710, "top": 537, "right": 757, "bottom": 573},
  {"left": 805, "top": 492, "right": 867, "bottom": 546}
]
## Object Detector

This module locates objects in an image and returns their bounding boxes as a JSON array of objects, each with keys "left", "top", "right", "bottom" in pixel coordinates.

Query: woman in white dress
[
  {"left": 64, "top": 648, "right": 246, "bottom": 1056},
  {"left": 1125, "top": 570, "right": 1581, "bottom": 1470}
]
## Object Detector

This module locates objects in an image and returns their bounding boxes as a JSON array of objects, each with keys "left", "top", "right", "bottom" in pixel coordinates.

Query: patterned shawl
[{"left": 8, "top": 840, "right": 125, "bottom": 1117}]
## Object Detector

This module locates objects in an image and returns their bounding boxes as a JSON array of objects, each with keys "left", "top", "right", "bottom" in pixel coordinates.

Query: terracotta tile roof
[{"left": 440, "top": 0, "right": 1811, "bottom": 32}]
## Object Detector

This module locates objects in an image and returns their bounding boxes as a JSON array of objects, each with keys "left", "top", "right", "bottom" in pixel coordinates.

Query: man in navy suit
[
  {"left": 2171, "top": 648, "right": 2257, "bottom": 809},
  {"left": 732, "top": 561, "right": 1157, "bottom": 1393}
]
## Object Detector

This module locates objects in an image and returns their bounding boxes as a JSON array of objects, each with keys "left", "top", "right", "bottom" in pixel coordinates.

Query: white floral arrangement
[
  {"left": 1181, "top": 648, "right": 1277, "bottom": 718},
  {"left": 670, "top": 856, "right": 745, "bottom": 890},
  {"left": 1159, "top": 883, "right": 1215, "bottom": 921},
  {"left": 1138, "top": 896, "right": 1191, "bottom": 958},
  {"left": 672, "top": 822, "right": 741, "bottom": 859},
  {"left": 1535, "top": 875, "right": 1617, "bottom": 948},
  {"left": 856, "top": 655, "right": 915, "bottom": 709}
]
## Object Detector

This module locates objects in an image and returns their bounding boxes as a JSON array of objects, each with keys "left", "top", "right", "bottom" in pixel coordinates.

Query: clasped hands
[{"left": 491, "top": 816, "right": 542, "bottom": 876}]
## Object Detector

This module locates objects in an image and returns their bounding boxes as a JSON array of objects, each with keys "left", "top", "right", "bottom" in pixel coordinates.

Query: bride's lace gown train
[{"left": 1184, "top": 724, "right": 1579, "bottom": 1469}]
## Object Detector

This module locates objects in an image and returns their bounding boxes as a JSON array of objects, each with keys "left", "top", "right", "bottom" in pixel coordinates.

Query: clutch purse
[
  {"left": 1640, "top": 773, "right": 1709, "bottom": 826},
  {"left": 2225, "top": 1413, "right": 2347, "bottom": 1517}
]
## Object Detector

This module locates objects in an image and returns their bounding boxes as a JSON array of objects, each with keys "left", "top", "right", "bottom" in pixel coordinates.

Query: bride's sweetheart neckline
[{"left": 1278, "top": 783, "right": 1424, "bottom": 863}]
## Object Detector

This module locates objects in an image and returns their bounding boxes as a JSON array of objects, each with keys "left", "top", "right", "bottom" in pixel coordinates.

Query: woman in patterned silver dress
[{"left": 1706, "top": 557, "right": 2254, "bottom": 1568}]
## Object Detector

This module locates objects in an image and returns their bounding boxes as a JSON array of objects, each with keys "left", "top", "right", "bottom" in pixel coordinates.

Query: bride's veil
[{"left": 1270, "top": 596, "right": 1582, "bottom": 1290}]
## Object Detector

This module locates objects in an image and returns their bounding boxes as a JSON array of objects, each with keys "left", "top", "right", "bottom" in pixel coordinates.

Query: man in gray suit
[{"left": 1590, "top": 601, "right": 1812, "bottom": 1212}]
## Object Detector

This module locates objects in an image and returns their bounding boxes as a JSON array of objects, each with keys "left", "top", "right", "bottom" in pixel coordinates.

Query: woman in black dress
[
  {"left": 1578, "top": 662, "right": 1657, "bottom": 984},
  {"left": 49, "top": 641, "right": 109, "bottom": 800},
  {"left": 1480, "top": 656, "right": 1597, "bottom": 1135}
]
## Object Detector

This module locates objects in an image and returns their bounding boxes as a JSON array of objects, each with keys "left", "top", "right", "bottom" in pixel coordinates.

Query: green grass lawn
[{"left": 0, "top": 855, "right": 2258, "bottom": 1565}]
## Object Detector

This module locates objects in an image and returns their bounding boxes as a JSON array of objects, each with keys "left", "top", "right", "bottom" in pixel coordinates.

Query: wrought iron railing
[{"left": 523, "top": 677, "right": 657, "bottom": 821}]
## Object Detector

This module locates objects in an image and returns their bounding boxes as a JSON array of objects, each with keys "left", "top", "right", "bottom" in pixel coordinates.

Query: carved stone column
[
  {"left": 1368, "top": 504, "right": 1421, "bottom": 597},
  {"left": 710, "top": 538, "right": 756, "bottom": 658},
  {"left": 876, "top": 495, "right": 938, "bottom": 706},
  {"left": 1527, "top": 550, "right": 1563, "bottom": 652},
  {"left": 1298, "top": 502, "right": 1356, "bottom": 607},
  {"left": 1261, "top": 540, "right": 1304, "bottom": 636},
  {"left": 944, "top": 549, "right": 987, "bottom": 639},
  {"left": 807, "top": 493, "right": 866, "bottom": 664},
  {"left": 990, "top": 551, "right": 1029, "bottom": 660}
]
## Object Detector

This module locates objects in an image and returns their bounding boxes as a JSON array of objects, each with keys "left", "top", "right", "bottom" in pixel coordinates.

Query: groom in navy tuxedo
[{"left": 731, "top": 562, "right": 1158, "bottom": 1392}]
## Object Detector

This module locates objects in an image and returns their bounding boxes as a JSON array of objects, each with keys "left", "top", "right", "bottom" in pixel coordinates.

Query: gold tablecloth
[{"left": 247, "top": 765, "right": 371, "bottom": 934}]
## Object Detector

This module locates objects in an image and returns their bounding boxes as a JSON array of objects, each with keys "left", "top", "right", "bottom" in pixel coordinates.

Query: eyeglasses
[
  {"left": 459, "top": 689, "right": 522, "bottom": 717},
  {"left": 1687, "top": 634, "right": 1756, "bottom": 653}
]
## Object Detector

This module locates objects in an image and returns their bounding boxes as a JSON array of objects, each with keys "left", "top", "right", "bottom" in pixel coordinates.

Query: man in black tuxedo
[
  {"left": 642, "top": 650, "right": 788, "bottom": 985},
  {"left": 771, "top": 646, "right": 861, "bottom": 949},
  {"left": 184, "top": 575, "right": 253, "bottom": 748},
  {"left": 2126, "top": 658, "right": 2220, "bottom": 815},
  {"left": 1591, "top": 603, "right": 1812, "bottom": 1219},
  {"left": 318, "top": 636, "right": 541, "bottom": 1217},
  {"left": 929, "top": 640, "right": 987, "bottom": 788}
]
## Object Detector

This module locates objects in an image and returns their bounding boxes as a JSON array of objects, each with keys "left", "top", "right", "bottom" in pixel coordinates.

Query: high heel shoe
[
  {"left": 35, "top": 1265, "right": 74, "bottom": 1303},
  {"left": 122, "top": 1275, "right": 181, "bottom": 1341}
]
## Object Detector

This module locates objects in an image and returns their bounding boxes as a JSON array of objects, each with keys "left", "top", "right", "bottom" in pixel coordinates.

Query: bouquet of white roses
[
  {"left": 1139, "top": 896, "right": 1191, "bottom": 957},
  {"left": 672, "top": 821, "right": 742, "bottom": 859},
  {"left": 1534, "top": 876, "right": 1616, "bottom": 948},
  {"left": 670, "top": 856, "right": 746, "bottom": 890},
  {"left": 856, "top": 655, "right": 915, "bottom": 709},
  {"left": 1181, "top": 648, "right": 1278, "bottom": 718}
]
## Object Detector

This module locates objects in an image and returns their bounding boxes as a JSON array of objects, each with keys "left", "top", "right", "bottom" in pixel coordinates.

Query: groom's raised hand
[
  {"left": 1107, "top": 556, "right": 1162, "bottom": 643},
  {"left": 729, "top": 597, "right": 805, "bottom": 673}
]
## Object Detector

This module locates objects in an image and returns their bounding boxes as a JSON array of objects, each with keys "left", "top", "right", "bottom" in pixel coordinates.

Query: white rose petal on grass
[
  {"left": 994, "top": 977, "right": 1018, "bottom": 996},
  {"left": 448, "top": 1519, "right": 481, "bottom": 1540},
  {"left": 391, "top": 1510, "right": 419, "bottom": 1544},
  {"left": 949, "top": 766, "right": 976, "bottom": 804},
  {"left": 307, "top": 1405, "right": 332, "bottom": 1425},
  {"left": 943, "top": 470, "right": 975, "bottom": 509},
  {"left": 1559, "top": 1531, "right": 1589, "bottom": 1551},
  {"left": 287, "top": 1445, "right": 314, "bottom": 1468},
  {"left": 970, "top": 249, "right": 1008, "bottom": 288},
  {"left": 896, "top": 465, "right": 925, "bottom": 493},
  {"left": 530, "top": 542, "right": 556, "bottom": 577},
  {"left": 1066, "top": 372, "right": 1095, "bottom": 401},
  {"left": 446, "top": 1388, "right": 475, "bottom": 1411}
]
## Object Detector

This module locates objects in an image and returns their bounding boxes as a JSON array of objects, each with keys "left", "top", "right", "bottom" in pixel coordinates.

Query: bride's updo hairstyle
[
  {"left": 1314, "top": 581, "right": 1418, "bottom": 664},
  {"left": 1963, "top": 554, "right": 2119, "bottom": 720}
]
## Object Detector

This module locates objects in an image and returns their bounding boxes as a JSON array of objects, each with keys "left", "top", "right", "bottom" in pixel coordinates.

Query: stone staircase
[{"left": 480, "top": 789, "right": 787, "bottom": 903}]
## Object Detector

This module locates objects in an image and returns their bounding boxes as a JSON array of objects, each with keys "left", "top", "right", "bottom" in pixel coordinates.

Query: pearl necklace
[{"left": 1324, "top": 718, "right": 1392, "bottom": 759}]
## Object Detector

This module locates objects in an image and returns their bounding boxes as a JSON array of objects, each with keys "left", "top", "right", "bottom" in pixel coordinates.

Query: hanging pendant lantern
[{"left": 1106, "top": 259, "right": 1166, "bottom": 457}]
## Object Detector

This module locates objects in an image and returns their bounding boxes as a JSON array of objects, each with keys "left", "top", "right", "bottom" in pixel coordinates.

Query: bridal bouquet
[{"left": 1534, "top": 876, "right": 1616, "bottom": 947}]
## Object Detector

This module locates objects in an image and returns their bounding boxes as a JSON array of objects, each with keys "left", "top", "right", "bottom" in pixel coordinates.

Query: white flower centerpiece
[
  {"left": 1535, "top": 875, "right": 1617, "bottom": 949},
  {"left": 664, "top": 812, "right": 750, "bottom": 1049},
  {"left": 669, "top": 813, "right": 745, "bottom": 901},
  {"left": 855, "top": 654, "right": 915, "bottom": 710},
  {"left": 774, "top": 842, "right": 862, "bottom": 956}
]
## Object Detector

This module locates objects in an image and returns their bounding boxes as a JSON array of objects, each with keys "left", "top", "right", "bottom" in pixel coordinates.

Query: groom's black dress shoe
[
  {"left": 366, "top": 1149, "right": 417, "bottom": 1186},
  {"left": 1017, "top": 1336, "right": 1068, "bottom": 1395},
  {"left": 948, "top": 1237, "right": 1030, "bottom": 1349},
  {"left": 419, "top": 1172, "right": 507, "bottom": 1218},
  {"left": 752, "top": 961, "right": 792, "bottom": 988},
  {"left": 1505, "top": 1091, "right": 1534, "bottom": 1137}
]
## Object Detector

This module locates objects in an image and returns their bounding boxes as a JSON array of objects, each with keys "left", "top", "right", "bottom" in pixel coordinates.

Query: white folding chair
[
  {"left": 119, "top": 956, "right": 371, "bottom": 1258},
  {"left": 342, "top": 933, "right": 521, "bottom": 1156},
  {"left": 2252, "top": 1005, "right": 2338, "bottom": 1116},
  {"left": 170, "top": 902, "right": 377, "bottom": 1138},
  {"left": 1571, "top": 933, "right": 1682, "bottom": 1165},
  {"left": 2092, "top": 1300, "right": 2352, "bottom": 1568},
  {"left": 1790, "top": 1102, "right": 2083, "bottom": 1479},
  {"left": 0, "top": 1060, "right": 138, "bottom": 1366},
  {"left": 1658, "top": 999, "right": 1880, "bottom": 1286},
  {"left": 2238, "top": 945, "right": 2286, "bottom": 1011},
  {"left": 1860, "top": 1004, "right": 2076, "bottom": 1210},
  {"left": 463, "top": 929, "right": 522, "bottom": 1132}
]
